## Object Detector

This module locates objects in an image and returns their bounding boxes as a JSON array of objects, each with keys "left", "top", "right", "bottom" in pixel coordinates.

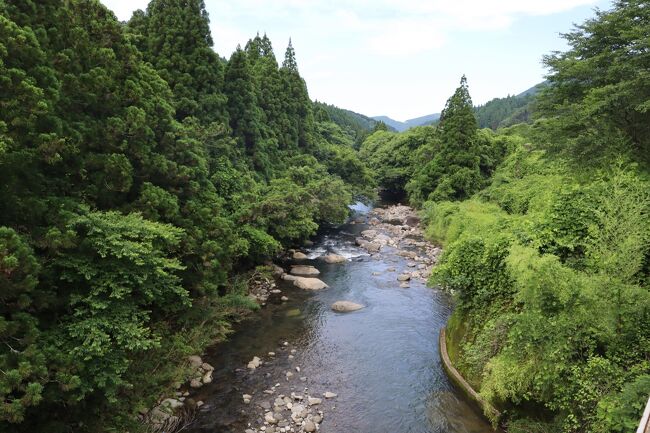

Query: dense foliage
[
  {"left": 361, "top": 76, "right": 510, "bottom": 203},
  {"left": 360, "top": 2, "right": 650, "bottom": 431},
  {"left": 0, "top": 0, "right": 370, "bottom": 431},
  {"left": 537, "top": 0, "right": 650, "bottom": 164},
  {"left": 474, "top": 83, "right": 544, "bottom": 130},
  {"left": 314, "top": 101, "right": 385, "bottom": 147}
]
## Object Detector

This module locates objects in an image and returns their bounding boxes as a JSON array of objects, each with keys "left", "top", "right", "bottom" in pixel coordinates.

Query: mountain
[
  {"left": 371, "top": 114, "right": 440, "bottom": 132},
  {"left": 314, "top": 102, "right": 393, "bottom": 145},
  {"left": 371, "top": 116, "right": 409, "bottom": 132},
  {"left": 404, "top": 113, "right": 441, "bottom": 128},
  {"left": 373, "top": 82, "right": 547, "bottom": 133},
  {"left": 474, "top": 82, "right": 547, "bottom": 129}
]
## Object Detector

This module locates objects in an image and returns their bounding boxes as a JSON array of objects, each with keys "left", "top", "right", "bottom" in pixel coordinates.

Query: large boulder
[
  {"left": 374, "top": 234, "right": 392, "bottom": 245},
  {"left": 356, "top": 238, "right": 381, "bottom": 253},
  {"left": 291, "top": 276, "right": 328, "bottom": 290},
  {"left": 290, "top": 265, "right": 320, "bottom": 276},
  {"left": 321, "top": 254, "right": 346, "bottom": 264},
  {"left": 331, "top": 301, "right": 365, "bottom": 312}
]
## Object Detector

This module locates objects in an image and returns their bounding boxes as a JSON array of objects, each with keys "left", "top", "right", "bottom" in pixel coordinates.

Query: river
[{"left": 185, "top": 202, "right": 493, "bottom": 433}]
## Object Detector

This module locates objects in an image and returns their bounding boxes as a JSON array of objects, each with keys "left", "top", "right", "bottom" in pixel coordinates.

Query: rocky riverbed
[{"left": 173, "top": 202, "right": 493, "bottom": 433}]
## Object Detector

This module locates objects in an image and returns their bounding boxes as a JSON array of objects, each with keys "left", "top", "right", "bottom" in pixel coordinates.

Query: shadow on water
[{"left": 186, "top": 203, "right": 494, "bottom": 433}]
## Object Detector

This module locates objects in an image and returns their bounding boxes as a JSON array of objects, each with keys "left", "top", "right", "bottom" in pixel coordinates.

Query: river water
[{"left": 186, "top": 203, "right": 493, "bottom": 433}]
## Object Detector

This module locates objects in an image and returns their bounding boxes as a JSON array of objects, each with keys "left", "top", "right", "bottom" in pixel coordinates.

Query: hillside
[
  {"left": 474, "top": 82, "right": 546, "bottom": 129},
  {"left": 314, "top": 101, "right": 390, "bottom": 144}
]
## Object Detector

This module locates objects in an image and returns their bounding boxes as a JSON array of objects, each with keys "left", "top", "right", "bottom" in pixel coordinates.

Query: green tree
[
  {"left": 280, "top": 39, "right": 315, "bottom": 149},
  {"left": 407, "top": 76, "right": 486, "bottom": 204},
  {"left": 0, "top": 228, "right": 45, "bottom": 424},
  {"left": 127, "top": 0, "right": 227, "bottom": 123},
  {"left": 537, "top": 0, "right": 650, "bottom": 164},
  {"left": 223, "top": 47, "right": 267, "bottom": 169}
]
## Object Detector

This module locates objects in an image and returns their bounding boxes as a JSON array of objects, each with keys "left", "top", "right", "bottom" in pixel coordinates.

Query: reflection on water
[{"left": 187, "top": 203, "right": 494, "bottom": 433}]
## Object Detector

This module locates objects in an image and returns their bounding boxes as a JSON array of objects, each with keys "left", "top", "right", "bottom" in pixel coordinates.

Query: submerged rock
[
  {"left": 331, "top": 301, "right": 365, "bottom": 312},
  {"left": 321, "top": 253, "right": 346, "bottom": 264}
]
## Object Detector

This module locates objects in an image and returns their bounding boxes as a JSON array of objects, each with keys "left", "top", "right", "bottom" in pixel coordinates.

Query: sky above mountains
[{"left": 101, "top": 0, "right": 612, "bottom": 120}]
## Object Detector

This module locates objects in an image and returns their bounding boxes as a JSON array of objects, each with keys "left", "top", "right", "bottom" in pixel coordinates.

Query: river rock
[
  {"left": 160, "top": 398, "right": 184, "bottom": 410},
  {"left": 272, "top": 264, "right": 285, "bottom": 277},
  {"left": 400, "top": 282, "right": 410, "bottom": 288},
  {"left": 321, "top": 253, "right": 346, "bottom": 264},
  {"left": 361, "top": 229, "right": 377, "bottom": 239},
  {"left": 289, "top": 276, "right": 328, "bottom": 290},
  {"left": 398, "top": 250, "right": 417, "bottom": 259},
  {"left": 331, "top": 301, "right": 365, "bottom": 312},
  {"left": 201, "top": 362, "right": 214, "bottom": 371},
  {"left": 202, "top": 370, "right": 213, "bottom": 384},
  {"left": 293, "top": 251, "right": 308, "bottom": 260},
  {"left": 265, "top": 412, "right": 278, "bottom": 424},
  {"left": 281, "top": 296, "right": 289, "bottom": 301},
  {"left": 190, "top": 378, "right": 202, "bottom": 388},
  {"left": 188, "top": 355, "right": 203, "bottom": 368},
  {"left": 397, "top": 274, "right": 411, "bottom": 281},
  {"left": 307, "top": 397, "right": 322, "bottom": 406},
  {"left": 356, "top": 237, "right": 381, "bottom": 253},
  {"left": 375, "top": 233, "right": 392, "bottom": 245},
  {"left": 290, "top": 265, "right": 320, "bottom": 276},
  {"left": 323, "top": 391, "right": 337, "bottom": 398},
  {"left": 312, "top": 414, "right": 322, "bottom": 424},
  {"left": 248, "top": 356, "right": 262, "bottom": 369},
  {"left": 304, "top": 421, "right": 316, "bottom": 432},
  {"left": 149, "top": 407, "right": 174, "bottom": 425},
  {"left": 243, "top": 394, "right": 252, "bottom": 404}
]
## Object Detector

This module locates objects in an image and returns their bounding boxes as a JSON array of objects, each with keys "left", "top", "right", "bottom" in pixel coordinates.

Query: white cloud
[
  {"left": 100, "top": 0, "right": 598, "bottom": 55},
  {"left": 98, "top": 0, "right": 604, "bottom": 119}
]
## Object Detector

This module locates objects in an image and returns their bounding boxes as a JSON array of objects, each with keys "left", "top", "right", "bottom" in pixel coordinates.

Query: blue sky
[{"left": 100, "top": 0, "right": 613, "bottom": 121}]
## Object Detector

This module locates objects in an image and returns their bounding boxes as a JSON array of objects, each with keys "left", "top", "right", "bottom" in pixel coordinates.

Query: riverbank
[{"left": 439, "top": 328, "right": 501, "bottom": 426}]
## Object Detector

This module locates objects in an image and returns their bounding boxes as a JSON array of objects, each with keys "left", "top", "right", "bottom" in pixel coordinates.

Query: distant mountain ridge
[
  {"left": 372, "top": 82, "right": 546, "bottom": 132},
  {"left": 371, "top": 113, "right": 441, "bottom": 132}
]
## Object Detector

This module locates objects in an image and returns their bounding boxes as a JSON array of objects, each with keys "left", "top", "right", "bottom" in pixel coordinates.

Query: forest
[
  {"left": 0, "top": 0, "right": 648, "bottom": 432},
  {"left": 0, "top": 0, "right": 373, "bottom": 430}
]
